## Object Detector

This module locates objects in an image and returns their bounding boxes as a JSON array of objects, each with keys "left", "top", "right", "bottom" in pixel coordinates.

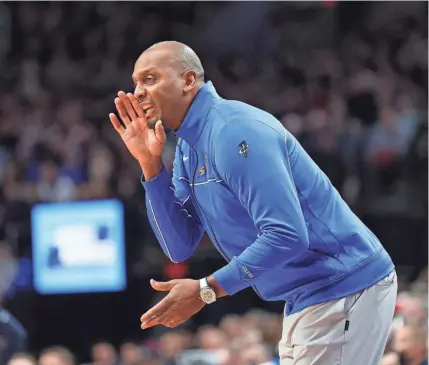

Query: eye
[{"left": 145, "top": 75, "right": 156, "bottom": 84}]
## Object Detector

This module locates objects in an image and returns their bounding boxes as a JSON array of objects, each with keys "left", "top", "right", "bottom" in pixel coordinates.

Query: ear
[{"left": 183, "top": 70, "right": 198, "bottom": 93}]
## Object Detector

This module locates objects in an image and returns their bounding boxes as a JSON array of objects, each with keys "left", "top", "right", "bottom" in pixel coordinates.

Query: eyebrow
[{"left": 132, "top": 67, "right": 157, "bottom": 83}]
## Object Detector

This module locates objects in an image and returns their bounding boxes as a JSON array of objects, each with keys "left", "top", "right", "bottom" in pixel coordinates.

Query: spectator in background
[
  {"left": 240, "top": 344, "right": 276, "bottom": 365},
  {"left": 219, "top": 347, "right": 245, "bottom": 365},
  {"left": 35, "top": 159, "right": 76, "bottom": 202},
  {"left": 7, "top": 353, "right": 37, "bottom": 365},
  {"left": 0, "top": 241, "right": 27, "bottom": 365},
  {"left": 219, "top": 314, "right": 244, "bottom": 340},
  {"left": 118, "top": 341, "right": 143, "bottom": 365},
  {"left": 195, "top": 326, "right": 228, "bottom": 352},
  {"left": 396, "top": 295, "right": 428, "bottom": 327},
  {"left": 157, "top": 331, "right": 190, "bottom": 365},
  {"left": 382, "top": 352, "right": 400, "bottom": 365},
  {"left": 38, "top": 347, "right": 76, "bottom": 365},
  {"left": 393, "top": 325, "right": 428, "bottom": 365},
  {"left": 91, "top": 342, "right": 119, "bottom": 365},
  {"left": 0, "top": 309, "right": 27, "bottom": 365},
  {"left": 365, "top": 106, "right": 410, "bottom": 177}
]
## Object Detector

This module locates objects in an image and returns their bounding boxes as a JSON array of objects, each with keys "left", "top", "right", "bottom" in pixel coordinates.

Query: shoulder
[
  {"left": 214, "top": 118, "right": 287, "bottom": 172},
  {"left": 209, "top": 99, "right": 285, "bottom": 140},
  {"left": 209, "top": 99, "right": 272, "bottom": 124}
]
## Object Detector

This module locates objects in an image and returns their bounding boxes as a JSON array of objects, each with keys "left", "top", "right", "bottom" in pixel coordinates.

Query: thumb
[
  {"left": 154, "top": 120, "right": 166, "bottom": 144},
  {"left": 150, "top": 279, "right": 178, "bottom": 292}
]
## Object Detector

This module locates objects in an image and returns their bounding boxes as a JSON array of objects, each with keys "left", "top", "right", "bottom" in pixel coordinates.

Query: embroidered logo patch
[{"left": 238, "top": 140, "right": 250, "bottom": 157}]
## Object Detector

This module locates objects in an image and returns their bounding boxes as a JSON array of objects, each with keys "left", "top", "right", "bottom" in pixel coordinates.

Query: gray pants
[{"left": 279, "top": 271, "right": 397, "bottom": 365}]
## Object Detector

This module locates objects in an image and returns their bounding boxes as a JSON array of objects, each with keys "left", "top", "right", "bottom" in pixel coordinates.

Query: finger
[
  {"left": 140, "top": 297, "right": 171, "bottom": 324},
  {"left": 118, "top": 91, "right": 138, "bottom": 121},
  {"left": 114, "top": 98, "right": 131, "bottom": 126},
  {"left": 150, "top": 279, "right": 178, "bottom": 292},
  {"left": 146, "top": 311, "right": 178, "bottom": 329},
  {"left": 141, "top": 314, "right": 162, "bottom": 330},
  {"left": 154, "top": 120, "right": 166, "bottom": 144},
  {"left": 109, "top": 113, "right": 125, "bottom": 135},
  {"left": 127, "top": 93, "right": 145, "bottom": 118}
]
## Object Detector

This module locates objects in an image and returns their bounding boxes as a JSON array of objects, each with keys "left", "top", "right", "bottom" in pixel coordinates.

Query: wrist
[
  {"left": 140, "top": 158, "right": 163, "bottom": 180},
  {"left": 206, "top": 275, "right": 228, "bottom": 298}
]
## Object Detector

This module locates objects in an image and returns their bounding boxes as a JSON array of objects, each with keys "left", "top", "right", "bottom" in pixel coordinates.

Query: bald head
[
  {"left": 142, "top": 41, "right": 204, "bottom": 84},
  {"left": 132, "top": 41, "right": 205, "bottom": 130}
]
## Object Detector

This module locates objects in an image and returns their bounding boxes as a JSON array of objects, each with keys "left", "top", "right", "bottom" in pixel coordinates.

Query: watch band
[{"left": 199, "top": 277, "right": 210, "bottom": 290}]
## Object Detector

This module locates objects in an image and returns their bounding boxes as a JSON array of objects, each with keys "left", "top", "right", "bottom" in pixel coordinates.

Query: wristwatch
[{"left": 199, "top": 277, "right": 217, "bottom": 304}]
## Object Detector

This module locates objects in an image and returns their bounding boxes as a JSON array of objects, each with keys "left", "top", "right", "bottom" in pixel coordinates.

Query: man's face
[{"left": 132, "top": 49, "right": 185, "bottom": 130}]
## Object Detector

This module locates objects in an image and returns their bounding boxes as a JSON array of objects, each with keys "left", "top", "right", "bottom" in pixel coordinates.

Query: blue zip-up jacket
[{"left": 142, "top": 82, "right": 394, "bottom": 315}]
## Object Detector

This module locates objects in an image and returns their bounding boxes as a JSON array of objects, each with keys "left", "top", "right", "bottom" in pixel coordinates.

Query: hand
[
  {"left": 140, "top": 279, "right": 205, "bottom": 329},
  {"left": 109, "top": 91, "right": 166, "bottom": 167}
]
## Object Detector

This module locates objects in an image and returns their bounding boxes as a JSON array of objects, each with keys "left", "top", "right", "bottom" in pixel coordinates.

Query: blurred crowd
[
  {"left": 5, "top": 280, "right": 429, "bottom": 365},
  {"left": 0, "top": 2, "right": 427, "bottom": 247},
  {"left": 0, "top": 1, "right": 427, "bottom": 365},
  {"left": 8, "top": 309, "right": 283, "bottom": 365}
]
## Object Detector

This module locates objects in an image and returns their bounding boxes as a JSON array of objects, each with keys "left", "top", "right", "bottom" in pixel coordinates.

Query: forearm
[
  {"left": 142, "top": 168, "right": 204, "bottom": 262},
  {"left": 140, "top": 158, "right": 163, "bottom": 181}
]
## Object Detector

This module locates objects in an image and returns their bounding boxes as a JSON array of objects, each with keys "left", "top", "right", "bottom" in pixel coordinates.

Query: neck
[
  {"left": 173, "top": 83, "right": 204, "bottom": 131},
  {"left": 173, "top": 81, "right": 220, "bottom": 146}
]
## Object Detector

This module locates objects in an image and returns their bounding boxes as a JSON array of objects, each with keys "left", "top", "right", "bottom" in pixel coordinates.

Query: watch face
[{"left": 200, "top": 288, "right": 216, "bottom": 303}]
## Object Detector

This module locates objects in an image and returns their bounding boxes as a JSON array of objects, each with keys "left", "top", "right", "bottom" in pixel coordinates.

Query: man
[
  {"left": 393, "top": 325, "right": 428, "bottom": 365},
  {"left": 0, "top": 242, "right": 27, "bottom": 364},
  {"left": 109, "top": 41, "right": 397, "bottom": 365},
  {"left": 38, "top": 347, "right": 75, "bottom": 365}
]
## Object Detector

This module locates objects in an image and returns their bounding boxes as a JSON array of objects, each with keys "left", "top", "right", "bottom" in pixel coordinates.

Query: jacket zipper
[{"left": 189, "top": 147, "right": 264, "bottom": 300}]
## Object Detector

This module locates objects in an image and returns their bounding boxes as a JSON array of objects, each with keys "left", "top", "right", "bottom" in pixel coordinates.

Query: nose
[{"left": 134, "top": 83, "right": 146, "bottom": 102}]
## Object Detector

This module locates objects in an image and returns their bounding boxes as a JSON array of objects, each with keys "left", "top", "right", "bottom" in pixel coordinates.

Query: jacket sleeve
[
  {"left": 212, "top": 119, "right": 309, "bottom": 295},
  {"left": 141, "top": 145, "right": 205, "bottom": 263}
]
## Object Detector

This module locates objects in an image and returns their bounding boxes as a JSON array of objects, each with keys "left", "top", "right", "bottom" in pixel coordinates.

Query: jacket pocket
[{"left": 306, "top": 221, "right": 341, "bottom": 261}]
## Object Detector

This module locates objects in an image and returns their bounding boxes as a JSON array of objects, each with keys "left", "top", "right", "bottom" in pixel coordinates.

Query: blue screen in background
[{"left": 31, "top": 199, "right": 126, "bottom": 295}]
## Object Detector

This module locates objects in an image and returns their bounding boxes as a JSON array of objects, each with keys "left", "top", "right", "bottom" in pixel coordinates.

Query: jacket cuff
[
  {"left": 213, "top": 258, "right": 251, "bottom": 296},
  {"left": 141, "top": 167, "right": 170, "bottom": 196}
]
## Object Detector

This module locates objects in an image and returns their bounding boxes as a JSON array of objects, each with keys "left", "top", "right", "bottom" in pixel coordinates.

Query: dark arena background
[{"left": 0, "top": 2, "right": 427, "bottom": 365}]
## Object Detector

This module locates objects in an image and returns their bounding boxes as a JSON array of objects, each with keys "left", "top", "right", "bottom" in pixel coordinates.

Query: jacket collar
[{"left": 173, "top": 81, "right": 221, "bottom": 146}]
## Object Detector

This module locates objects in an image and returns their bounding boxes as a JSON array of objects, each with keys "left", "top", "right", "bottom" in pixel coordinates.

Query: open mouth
[{"left": 142, "top": 105, "right": 155, "bottom": 119}]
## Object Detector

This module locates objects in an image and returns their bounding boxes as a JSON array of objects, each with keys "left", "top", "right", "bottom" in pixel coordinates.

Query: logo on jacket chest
[{"left": 198, "top": 152, "right": 209, "bottom": 176}]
